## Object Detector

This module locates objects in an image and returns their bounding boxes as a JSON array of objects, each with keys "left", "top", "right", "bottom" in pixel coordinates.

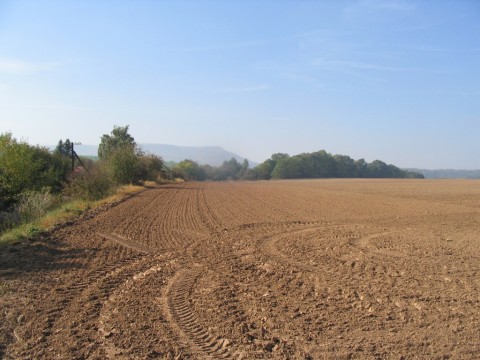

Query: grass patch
[
  {"left": 0, "top": 223, "right": 44, "bottom": 244},
  {"left": 91, "top": 184, "right": 144, "bottom": 207},
  {"left": 38, "top": 200, "right": 90, "bottom": 229},
  {"left": 0, "top": 184, "right": 146, "bottom": 245}
]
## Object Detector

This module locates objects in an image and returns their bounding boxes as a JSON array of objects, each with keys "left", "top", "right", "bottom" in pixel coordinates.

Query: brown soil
[{"left": 1, "top": 179, "right": 479, "bottom": 359}]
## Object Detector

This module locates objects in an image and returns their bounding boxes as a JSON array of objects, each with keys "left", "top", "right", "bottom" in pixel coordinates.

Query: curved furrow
[
  {"left": 12, "top": 250, "right": 147, "bottom": 359},
  {"left": 166, "top": 268, "right": 237, "bottom": 359},
  {"left": 97, "top": 254, "right": 183, "bottom": 359},
  {"left": 255, "top": 223, "right": 470, "bottom": 342}
]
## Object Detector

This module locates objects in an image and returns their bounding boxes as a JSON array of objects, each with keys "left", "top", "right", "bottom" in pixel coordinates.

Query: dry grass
[{"left": 0, "top": 184, "right": 145, "bottom": 244}]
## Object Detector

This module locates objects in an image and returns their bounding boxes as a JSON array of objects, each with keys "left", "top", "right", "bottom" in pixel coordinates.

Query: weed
[{"left": 16, "top": 188, "right": 56, "bottom": 223}]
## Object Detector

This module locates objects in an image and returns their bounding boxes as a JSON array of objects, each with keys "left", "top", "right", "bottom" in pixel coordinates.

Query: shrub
[
  {"left": 63, "top": 165, "right": 114, "bottom": 200},
  {"left": 107, "top": 147, "right": 139, "bottom": 184},
  {"left": 136, "top": 153, "right": 165, "bottom": 182},
  {"left": 0, "top": 133, "right": 70, "bottom": 210},
  {"left": 15, "top": 187, "right": 56, "bottom": 223}
]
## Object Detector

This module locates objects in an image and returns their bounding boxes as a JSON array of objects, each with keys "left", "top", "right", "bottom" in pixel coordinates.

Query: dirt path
[{"left": 1, "top": 180, "right": 479, "bottom": 359}]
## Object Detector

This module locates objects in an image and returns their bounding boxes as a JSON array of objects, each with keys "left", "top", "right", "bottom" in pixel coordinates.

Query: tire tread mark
[{"left": 167, "top": 268, "right": 236, "bottom": 359}]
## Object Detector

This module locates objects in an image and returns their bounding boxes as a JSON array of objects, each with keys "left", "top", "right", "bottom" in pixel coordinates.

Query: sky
[{"left": 0, "top": 0, "right": 479, "bottom": 169}]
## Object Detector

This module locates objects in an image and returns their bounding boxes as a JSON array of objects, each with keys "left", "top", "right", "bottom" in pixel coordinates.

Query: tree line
[
  {"left": 253, "top": 151, "right": 424, "bottom": 179},
  {"left": 171, "top": 150, "right": 424, "bottom": 181}
]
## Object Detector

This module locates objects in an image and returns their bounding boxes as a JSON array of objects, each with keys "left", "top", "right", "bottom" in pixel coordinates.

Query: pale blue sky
[{"left": 0, "top": 0, "right": 479, "bottom": 168}]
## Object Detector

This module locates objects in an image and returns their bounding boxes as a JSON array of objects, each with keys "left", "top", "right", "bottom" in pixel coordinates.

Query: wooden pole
[{"left": 71, "top": 142, "right": 75, "bottom": 171}]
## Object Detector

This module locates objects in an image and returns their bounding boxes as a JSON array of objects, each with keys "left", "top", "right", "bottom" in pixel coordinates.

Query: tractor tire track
[{"left": 166, "top": 267, "right": 237, "bottom": 359}]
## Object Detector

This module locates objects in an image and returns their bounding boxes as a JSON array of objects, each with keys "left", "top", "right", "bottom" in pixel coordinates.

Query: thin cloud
[
  {"left": 284, "top": 72, "right": 324, "bottom": 89},
  {"left": 435, "top": 89, "right": 480, "bottom": 97},
  {"left": 165, "top": 40, "right": 275, "bottom": 54},
  {"left": 313, "top": 58, "right": 430, "bottom": 73},
  {"left": 0, "top": 57, "right": 67, "bottom": 74},
  {"left": 0, "top": 103, "right": 91, "bottom": 111},
  {"left": 164, "top": 33, "right": 305, "bottom": 55},
  {"left": 344, "top": 0, "right": 416, "bottom": 17},
  {"left": 216, "top": 84, "right": 271, "bottom": 93},
  {"left": 398, "top": 45, "right": 480, "bottom": 53}
]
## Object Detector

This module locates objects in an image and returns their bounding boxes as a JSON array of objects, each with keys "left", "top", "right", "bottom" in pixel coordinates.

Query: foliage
[
  {"left": 252, "top": 150, "right": 424, "bottom": 180},
  {"left": 97, "top": 125, "right": 165, "bottom": 185},
  {"left": 55, "top": 138, "right": 73, "bottom": 157},
  {"left": 172, "top": 160, "right": 206, "bottom": 181},
  {"left": 15, "top": 188, "right": 56, "bottom": 223},
  {"left": 212, "top": 158, "right": 243, "bottom": 180},
  {"left": 252, "top": 159, "right": 276, "bottom": 180},
  {"left": 107, "top": 146, "right": 139, "bottom": 184},
  {"left": 136, "top": 153, "right": 165, "bottom": 182},
  {"left": 271, "top": 156, "right": 304, "bottom": 179},
  {"left": 0, "top": 132, "right": 70, "bottom": 210},
  {"left": 171, "top": 157, "right": 252, "bottom": 182},
  {"left": 62, "top": 163, "right": 114, "bottom": 200},
  {"left": 98, "top": 125, "right": 137, "bottom": 160},
  {"left": 0, "top": 126, "right": 170, "bottom": 239}
]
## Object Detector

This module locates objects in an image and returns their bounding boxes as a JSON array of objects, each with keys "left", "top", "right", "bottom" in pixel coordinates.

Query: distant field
[
  {"left": 2, "top": 179, "right": 479, "bottom": 358},
  {"left": 80, "top": 155, "right": 99, "bottom": 161}
]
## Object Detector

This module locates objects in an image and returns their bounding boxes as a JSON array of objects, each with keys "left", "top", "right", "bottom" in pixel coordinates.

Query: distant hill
[
  {"left": 61, "top": 143, "right": 255, "bottom": 167},
  {"left": 74, "top": 145, "right": 99, "bottom": 156},
  {"left": 140, "top": 144, "right": 255, "bottom": 167},
  {"left": 405, "top": 169, "right": 480, "bottom": 179},
  {"left": 46, "top": 144, "right": 99, "bottom": 156}
]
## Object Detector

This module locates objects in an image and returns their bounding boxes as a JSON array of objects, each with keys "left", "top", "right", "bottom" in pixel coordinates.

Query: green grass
[{"left": 0, "top": 223, "right": 44, "bottom": 244}]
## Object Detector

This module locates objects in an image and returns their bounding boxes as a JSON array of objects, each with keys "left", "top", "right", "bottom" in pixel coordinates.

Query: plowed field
[{"left": 1, "top": 179, "right": 479, "bottom": 359}]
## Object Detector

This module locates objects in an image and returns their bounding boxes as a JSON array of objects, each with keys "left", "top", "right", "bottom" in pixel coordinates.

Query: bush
[
  {"left": 15, "top": 187, "right": 56, "bottom": 223},
  {"left": 62, "top": 165, "right": 114, "bottom": 200},
  {"left": 136, "top": 153, "right": 165, "bottom": 182},
  {"left": 0, "top": 133, "right": 70, "bottom": 210},
  {"left": 107, "top": 147, "right": 139, "bottom": 184}
]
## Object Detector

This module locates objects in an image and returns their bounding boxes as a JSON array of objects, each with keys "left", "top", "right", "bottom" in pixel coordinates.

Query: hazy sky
[{"left": 1, "top": 0, "right": 479, "bottom": 169}]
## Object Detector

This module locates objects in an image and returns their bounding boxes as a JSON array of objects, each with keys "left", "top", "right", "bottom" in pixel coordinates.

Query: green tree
[
  {"left": 173, "top": 160, "right": 206, "bottom": 181},
  {"left": 136, "top": 153, "right": 165, "bottom": 181},
  {"left": 367, "top": 160, "right": 388, "bottom": 178},
  {"left": 0, "top": 133, "right": 70, "bottom": 209},
  {"left": 215, "top": 158, "right": 242, "bottom": 180},
  {"left": 241, "top": 159, "right": 249, "bottom": 173},
  {"left": 271, "top": 156, "right": 304, "bottom": 179},
  {"left": 354, "top": 159, "right": 368, "bottom": 177},
  {"left": 98, "top": 125, "right": 136, "bottom": 160},
  {"left": 253, "top": 154, "right": 290, "bottom": 180},
  {"left": 108, "top": 147, "right": 139, "bottom": 184},
  {"left": 271, "top": 153, "right": 289, "bottom": 162},
  {"left": 333, "top": 154, "right": 356, "bottom": 178},
  {"left": 55, "top": 138, "right": 73, "bottom": 157}
]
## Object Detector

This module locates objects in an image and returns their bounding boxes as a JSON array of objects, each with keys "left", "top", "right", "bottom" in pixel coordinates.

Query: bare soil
[{"left": 1, "top": 179, "right": 479, "bottom": 359}]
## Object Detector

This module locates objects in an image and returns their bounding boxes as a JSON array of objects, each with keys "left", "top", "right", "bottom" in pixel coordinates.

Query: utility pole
[
  {"left": 71, "top": 142, "right": 75, "bottom": 171},
  {"left": 71, "top": 142, "right": 85, "bottom": 172}
]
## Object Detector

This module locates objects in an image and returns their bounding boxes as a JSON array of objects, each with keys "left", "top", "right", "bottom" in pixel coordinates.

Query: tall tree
[
  {"left": 98, "top": 125, "right": 136, "bottom": 160},
  {"left": 55, "top": 138, "right": 73, "bottom": 157}
]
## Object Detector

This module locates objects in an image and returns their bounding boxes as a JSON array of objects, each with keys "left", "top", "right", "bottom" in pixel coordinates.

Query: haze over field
[{"left": 1, "top": 1, "right": 479, "bottom": 169}]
